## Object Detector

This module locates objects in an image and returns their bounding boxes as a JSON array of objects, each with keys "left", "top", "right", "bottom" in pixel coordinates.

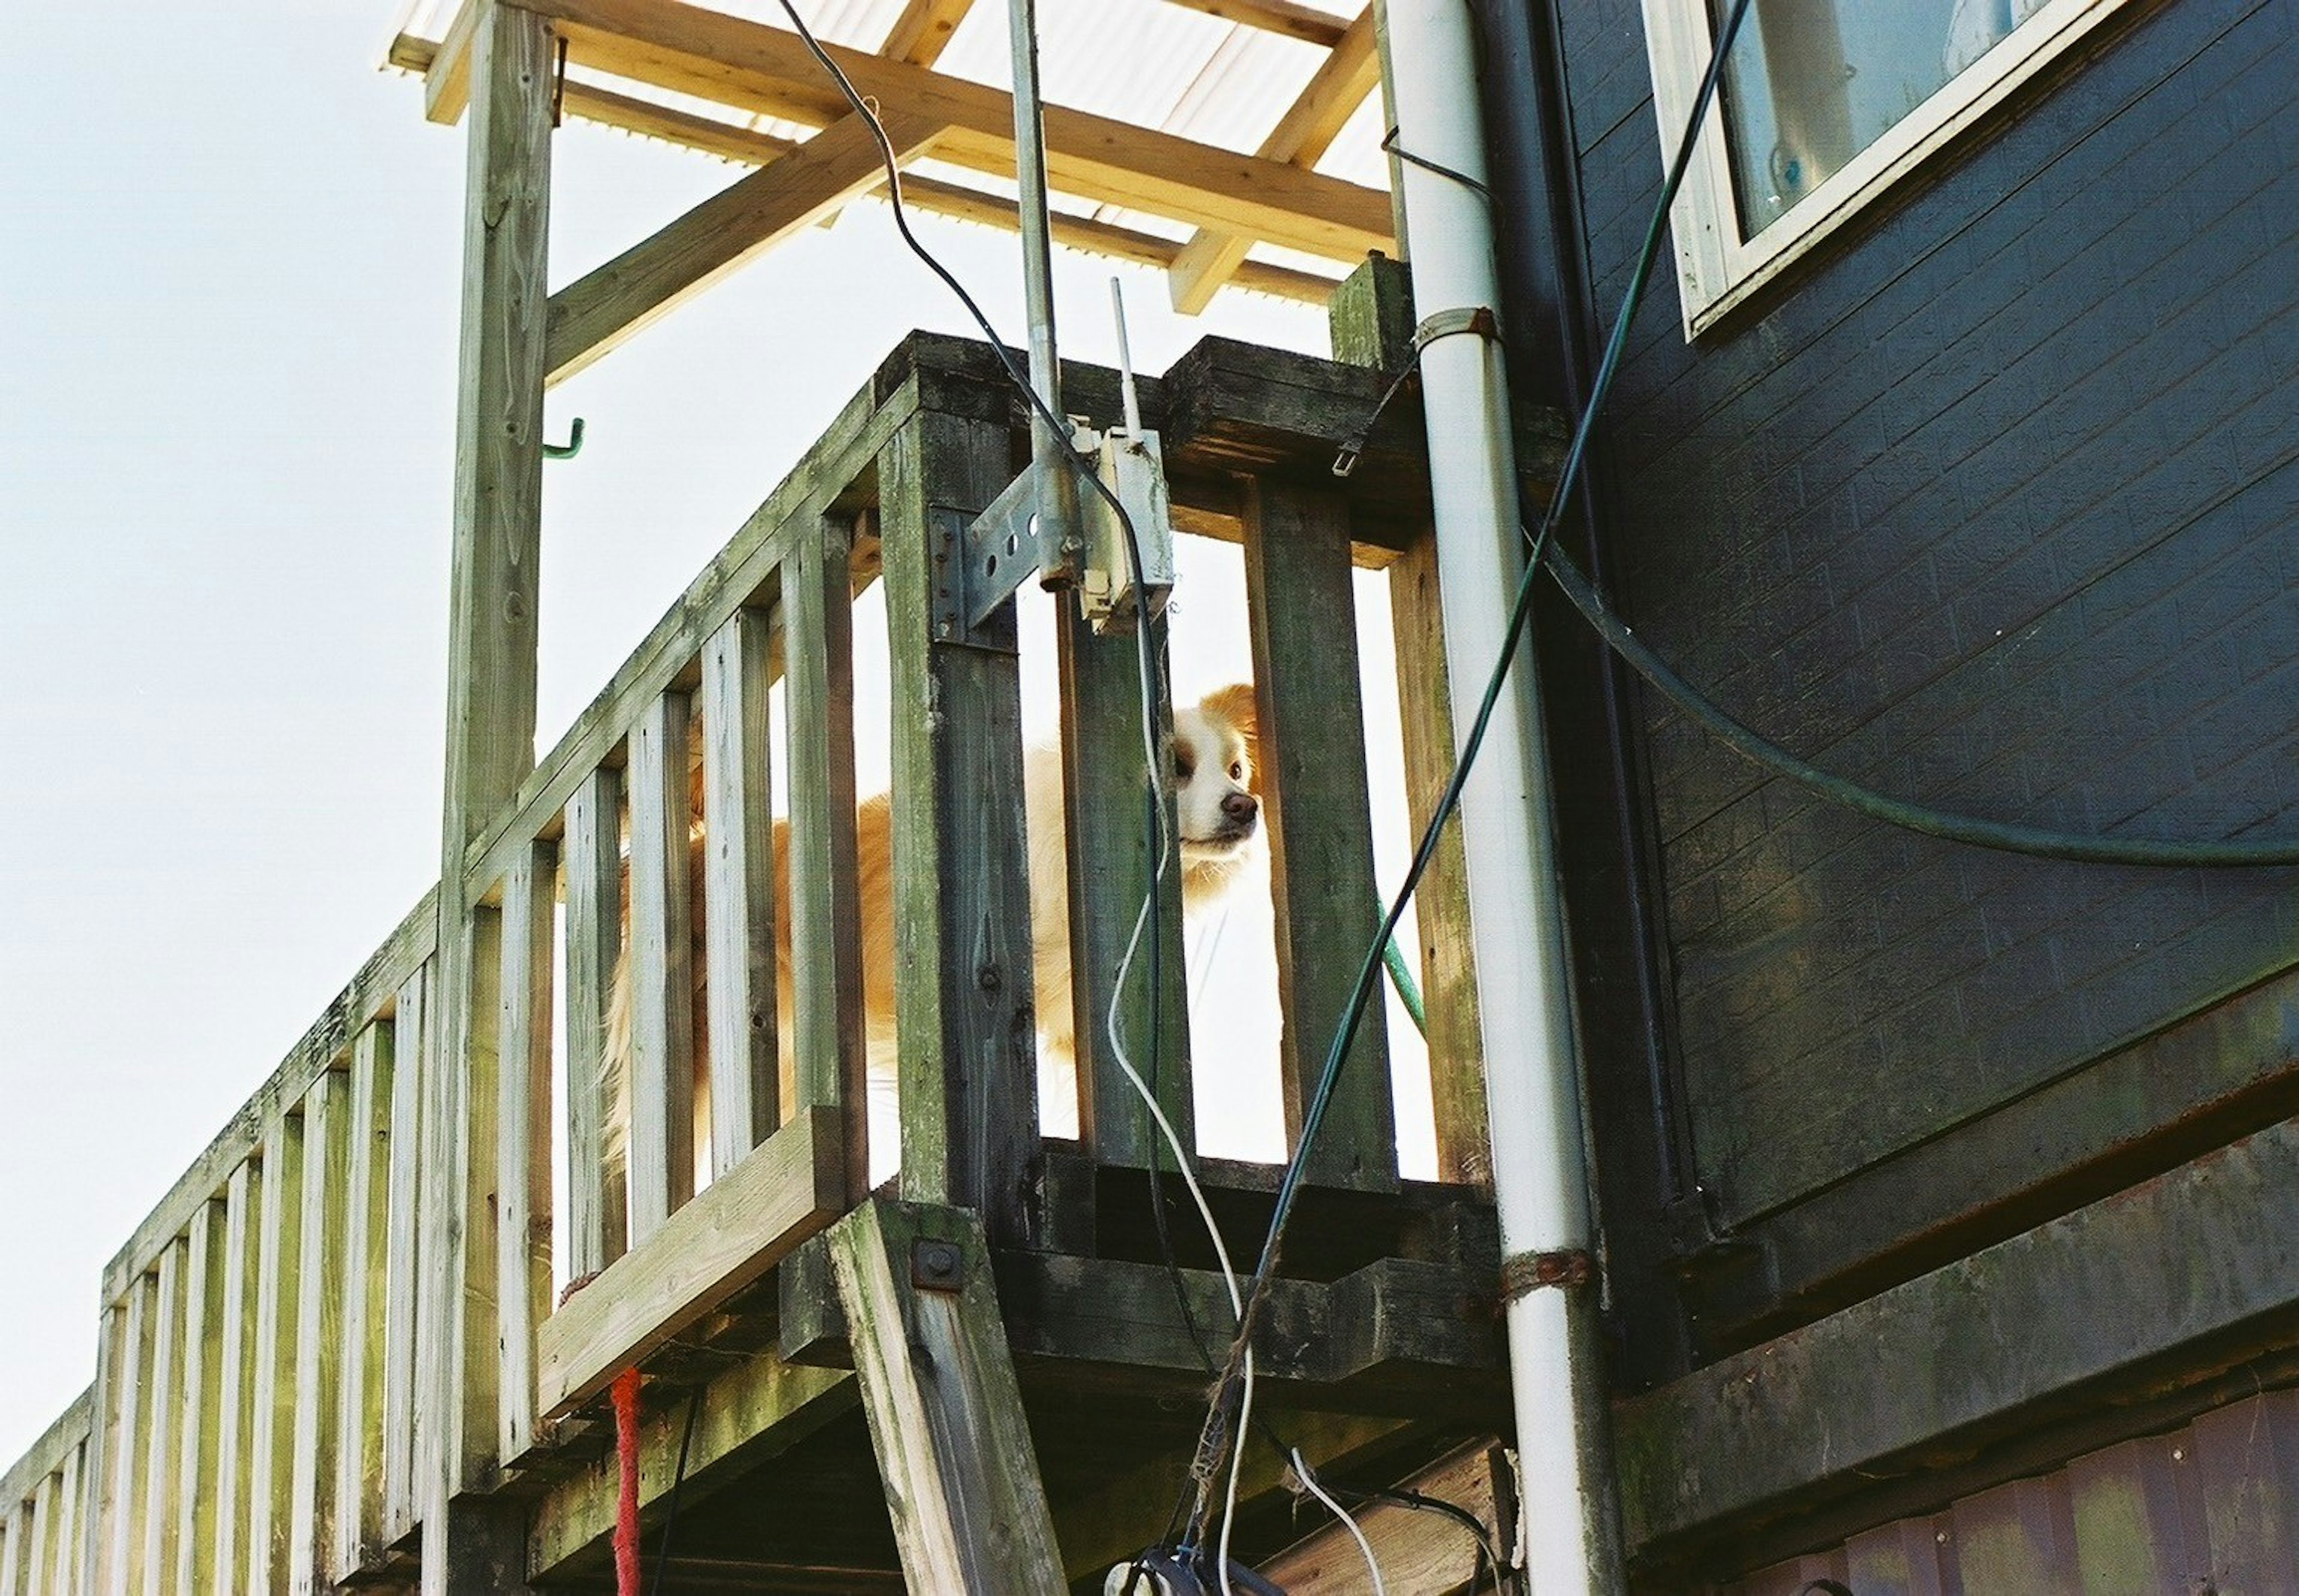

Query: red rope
[{"left": 611, "top": 1367, "right": 644, "bottom": 1596}]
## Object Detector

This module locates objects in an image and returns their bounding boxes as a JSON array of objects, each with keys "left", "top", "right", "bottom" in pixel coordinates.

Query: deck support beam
[
  {"left": 425, "top": 2, "right": 555, "bottom": 1591},
  {"left": 828, "top": 1201, "right": 1066, "bottom": 1593}
]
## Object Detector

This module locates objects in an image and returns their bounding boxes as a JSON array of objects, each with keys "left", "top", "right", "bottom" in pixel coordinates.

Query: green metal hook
[{"left": 544, "top": 417, "right": 585, "bottom": 460}]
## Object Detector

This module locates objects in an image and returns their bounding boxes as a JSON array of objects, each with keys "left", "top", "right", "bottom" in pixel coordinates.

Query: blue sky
[{"left": 0, "top": 1, "right": 1440, "bottom": 1467}]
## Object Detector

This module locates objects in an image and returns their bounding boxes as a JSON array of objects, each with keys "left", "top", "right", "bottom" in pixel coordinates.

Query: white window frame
[{"left": 1640, "top": 0, "right": 2144, "bottom": 338}]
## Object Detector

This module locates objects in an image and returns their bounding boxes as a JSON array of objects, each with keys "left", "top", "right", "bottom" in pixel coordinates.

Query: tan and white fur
[{"left": 605, "top": 684, "right": 1262, "bottom": 1185}]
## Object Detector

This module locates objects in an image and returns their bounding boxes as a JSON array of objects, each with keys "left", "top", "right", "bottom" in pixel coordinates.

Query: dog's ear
[{"left": 1197, "top": 682, "right": 1261, "bottom": 790}]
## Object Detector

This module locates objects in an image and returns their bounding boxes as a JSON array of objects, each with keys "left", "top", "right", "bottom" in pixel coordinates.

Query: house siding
[{"left": 1517, "top": 0, "right": 2299, "bottom": 1332}]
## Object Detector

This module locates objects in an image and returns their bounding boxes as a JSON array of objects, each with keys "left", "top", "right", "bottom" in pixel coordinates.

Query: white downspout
[{"left": 1382, "top": 2, "right": 1625, "bottom": 1591}]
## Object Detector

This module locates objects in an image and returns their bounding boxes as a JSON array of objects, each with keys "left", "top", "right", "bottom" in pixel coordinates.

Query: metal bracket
[
  {"left": 1078, "top": 427, "right": 1175, "bottom": 635},
  {"left": 952, "top": 423, "right": 1176, "bottom": 644}
]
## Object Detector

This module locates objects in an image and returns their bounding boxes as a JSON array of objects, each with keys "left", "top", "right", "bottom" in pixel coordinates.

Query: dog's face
[{"left": 1173, "top": 684, "right": 1261, "bottom": 883}]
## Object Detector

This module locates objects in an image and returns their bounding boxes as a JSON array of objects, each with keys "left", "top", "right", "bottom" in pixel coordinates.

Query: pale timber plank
[
  {"left": 1242, "top": 477, "right": 1398, "bottom": 1189},
  {"left": 784, "top": 517, "right": 869, "bottom": 1199},
  {"left": 2, "top": 1499, "right": 23, "bottom": 1596},
  {"left": 103, "top": 1285, "right": 147, "bottom": 1596},
  {"left": 53, "top": 1439, "right": 85, "bottom": 1596},
  {"left": 381, "top": 62, "right": 1342, "bottom": 305},
  {"left": 211, "top": 1163, "right": 257, "bottom": 1594},
  {"left": 423, "top": 0, "right": 481, "bottom": 125},
  {"left": 1163, "top": 0, "right": 1349, "bottom": 45},
  {"left": 172, "top": 1202, "right": 222, "bottom": 1596},
  {"left": 878, "top": 0, "right": 973, "bottom": 64},
  {"left": 535, "top": 1107, "right": 844, "bottom": 1418},
  {"left": 545, "top": 111, "right": 940, "bottom": 386},
  {"left": 828, "top": 1201, "right": 1066, "bottom": 1593},
  {"left": 289, "top": 1070, "right": 350, "bottom": 1594},
  {"left": 244, "top": 1113, "right": 304, "bottom": 1594},
  {"left": 497, "top": 839, "right": 558, "bottom": 1466},
  {"left": 484, "top": 0, "right": 1391, "bottom": 262},
  {"left": 564, "top": 768, "right": 626, "bottom": 1276},
  {"left": 330, "top": 1023, "right": 394, "bottom": 1579},
  {"left": 1168, "top": 8, "right": 1378, "bottom": 312},
  {"left": 136, "top": 1240, "right": 183, "bottom": 1595},
  {"left": 380, "top": 972, "right": 426, "bottom": 1544},
  {"left": 700, "top": 606, "right": 780, "bottom": 1172},
  {"left": 27, "top": 1476, "right": 52, "bottom": 1596},
  {"left": 627, "top": 690, "right": 697, "bottom": 1237}
]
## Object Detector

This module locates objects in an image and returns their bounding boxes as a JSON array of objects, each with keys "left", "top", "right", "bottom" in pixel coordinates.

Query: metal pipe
[
  {"left": 1007, "top": 0, "right": 1081, "bottom": 581},
  {"left": 1382, "top": 2, "right": 1623, "bottom": 1590}
]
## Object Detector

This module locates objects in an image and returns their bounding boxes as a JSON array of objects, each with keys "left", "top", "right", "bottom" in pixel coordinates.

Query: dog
[{"left": 603, "top": 684, "right": 1262, "bottom": 1187}]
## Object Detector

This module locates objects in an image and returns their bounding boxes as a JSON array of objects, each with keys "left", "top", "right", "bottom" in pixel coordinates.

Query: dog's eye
[{"left": 1229, "top": 761, "right": 1243, "bottom": 780}]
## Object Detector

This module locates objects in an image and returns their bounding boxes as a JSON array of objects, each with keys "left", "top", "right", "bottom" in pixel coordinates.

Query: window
[{"left": 1639, "top": 0, "right": 2142, "bottom": 335}]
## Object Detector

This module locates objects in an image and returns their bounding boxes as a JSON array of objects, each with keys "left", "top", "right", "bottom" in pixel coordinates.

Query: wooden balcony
[{"left": 5, "top": 324, "right": 1543, "bottom": 1591}]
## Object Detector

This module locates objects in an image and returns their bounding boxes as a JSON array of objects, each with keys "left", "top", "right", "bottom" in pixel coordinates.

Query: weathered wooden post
[{"left": 422, "top": 2, "right": 554, "bottom": 1589}]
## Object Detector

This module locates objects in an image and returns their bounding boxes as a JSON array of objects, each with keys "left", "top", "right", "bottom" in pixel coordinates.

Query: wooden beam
[
  {"left": 387, "top": 41, "right": 1347, "bottom": 302},
  {"left": 287, "top": 1071, "right": 350, "bottom": 1595},
  {"left": 828, "top": 1201, "right": 1066, "bottom": 1594},
  {"left": 1242, "top": 477, "right": 1398, "bottom": 1191},
  {"left": 1169, "top": 7, "right": 1378, "bottom": 312},
  {"left": 423, "top": 0, "right": 481, "bottom": 125},
  {"left": 545, "top": 111, "right": 940, "bottom": 386},
  {"left": 879, "top": 0, "right": 975, "bottom": 66},
  {"left": 1260, "top": 1440, "right": 1501, "bottom": 1593},
  {"left": 533, "top": 1107, "right": 845, "bottom": 1420},
  {"left": 495, "top": 840, "right": 558, "bottom": 1470},
  {"left": 482, "top": 0, "right": 1388, "bottom": 261},
  {"left": 699, "top": 606, "right": 780, "bottom": 1173},
  {"left": 626, "top": 690, "right": 697, "bottom": 1239},
  {"left": 330, "top": 1024, "right": 395, "bottom": 1580},
  {"left": 1160, "top": 0, "right": 1352, "bottom": 48}
]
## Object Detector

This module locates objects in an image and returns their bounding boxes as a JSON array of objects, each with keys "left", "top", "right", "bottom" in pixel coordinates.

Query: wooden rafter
[
  {"left": 877, "top": 0, "right": 975, "bottom": 66},
  {"left": 1168, "top": 5, "right": 1379, "bottom": 312},
  {"left": 544, "top": 110, "right": 942, "bottom": 384},
  {"left": 408, "top": 0, "right": 1390, "bottom": 262},
  {"left": 1161, "top": 0, "right": 1351, "bottom": 48},
  {"left": 387, "top": 39, "right": 1343, "bottom": 304}
]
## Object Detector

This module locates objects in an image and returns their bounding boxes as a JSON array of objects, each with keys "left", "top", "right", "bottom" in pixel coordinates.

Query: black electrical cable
[
  {"left": 1178, "top": 0, "right": 1761, "bottom": 1555},
  {"left": 645, "top": 1383, "right": 703, "bottom": 1596},
  {"left": 766, "top": 7, "right": 1241, "bottom": 1564},
  {"left": 1537, "top": 547, "right": 2299, "bottom": 866}
]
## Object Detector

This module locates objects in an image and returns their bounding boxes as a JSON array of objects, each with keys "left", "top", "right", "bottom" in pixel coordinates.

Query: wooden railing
[{"left": 4, "top": 327, "right": 1505, "bottom": 1591}]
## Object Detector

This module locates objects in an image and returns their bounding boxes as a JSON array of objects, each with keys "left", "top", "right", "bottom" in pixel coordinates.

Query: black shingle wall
[{"left": 1548, "top": 0, "right": 2299, "bottom": 1228}]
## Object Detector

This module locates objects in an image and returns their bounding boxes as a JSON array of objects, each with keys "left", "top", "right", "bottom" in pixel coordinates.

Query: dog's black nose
[{"left": 1222, "top": 791, "right": 1258, "bottom": 826}]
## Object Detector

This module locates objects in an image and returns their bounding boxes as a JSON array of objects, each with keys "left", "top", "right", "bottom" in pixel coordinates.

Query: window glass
[{"left": 1712, "top": 0, "right": 2049, "bottom": 233}]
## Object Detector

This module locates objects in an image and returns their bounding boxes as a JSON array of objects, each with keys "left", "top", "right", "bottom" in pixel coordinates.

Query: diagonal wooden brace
[{"left": 826, "top": 1200, "right": 1066, "bottom": 1594}]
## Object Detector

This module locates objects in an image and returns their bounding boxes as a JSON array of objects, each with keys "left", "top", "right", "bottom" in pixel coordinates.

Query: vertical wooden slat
[
  {"left": 1242, "top": 476, "right": 1399, "bottom": 1190},
  {"left": 701, "top": 605, "right": 781, "bottom": 1171},
  {"left": 171, "top": 1201, "right": 220, "bottom": 1596},
  {"left": 498, "top": 839, "right": 558, "bottom": 1465},
  {"left": 103, "top": 1282, "right": 150, "bottom": 1596},
  {"left": 137, "top": 1241, "right": 184, "bottom": 1594},
  {"left": 1387, "top": 532, "right": 1490, "bottom": 1184},
  {"left": 2, "top": 1498, "right": 24, "bottom": 1596},
  {"left": 244, "top": 1113, "right": 304, "bottom": 1594},
  {"left": 26, "top": 1474, "right": 53, "bottom": 1596},
  {"left": 331, "top": 1022, "right": 394, "bottom": 1579},
  {"left": 77, "top": 1311, "right": 117, "bottom": 1596},
  {"left": 210, "top": 1163, "right": 257, "bottom": 1594},
  {"left": 53, "top": 1440, "right": 85, "bottom": 1596},
  {"left": 878, "top": 410, "right": 1040, "bottom": 1242},
  {"left": 1057, "top": 587, "right": 1191, "bottom": 1169},
  {"left": 785, "top": 515, "right": 868, "bottom": 1202},
  {"left": 628, "top": 689, "right": 697, "bottom": 1237},
  {"left": 380, "top": 970, "right": 426, "bottom": 1544},
  {"left": 421, "top": 905, "right": 506, "bottom": 1498},
  {"left": 565, "top": 767, "right": 626, "bottom": 1275},
  {"left": 289, "top": 1070, "right": 351, "bottom": 1592}
]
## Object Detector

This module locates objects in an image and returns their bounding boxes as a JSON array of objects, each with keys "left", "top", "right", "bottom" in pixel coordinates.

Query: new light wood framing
[
  {"left": 1167, "top": 7, "right": 1380, "bottom": 313},
  {"left": 400, "top": 0, "right": 1391, "bottom": 265}
]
